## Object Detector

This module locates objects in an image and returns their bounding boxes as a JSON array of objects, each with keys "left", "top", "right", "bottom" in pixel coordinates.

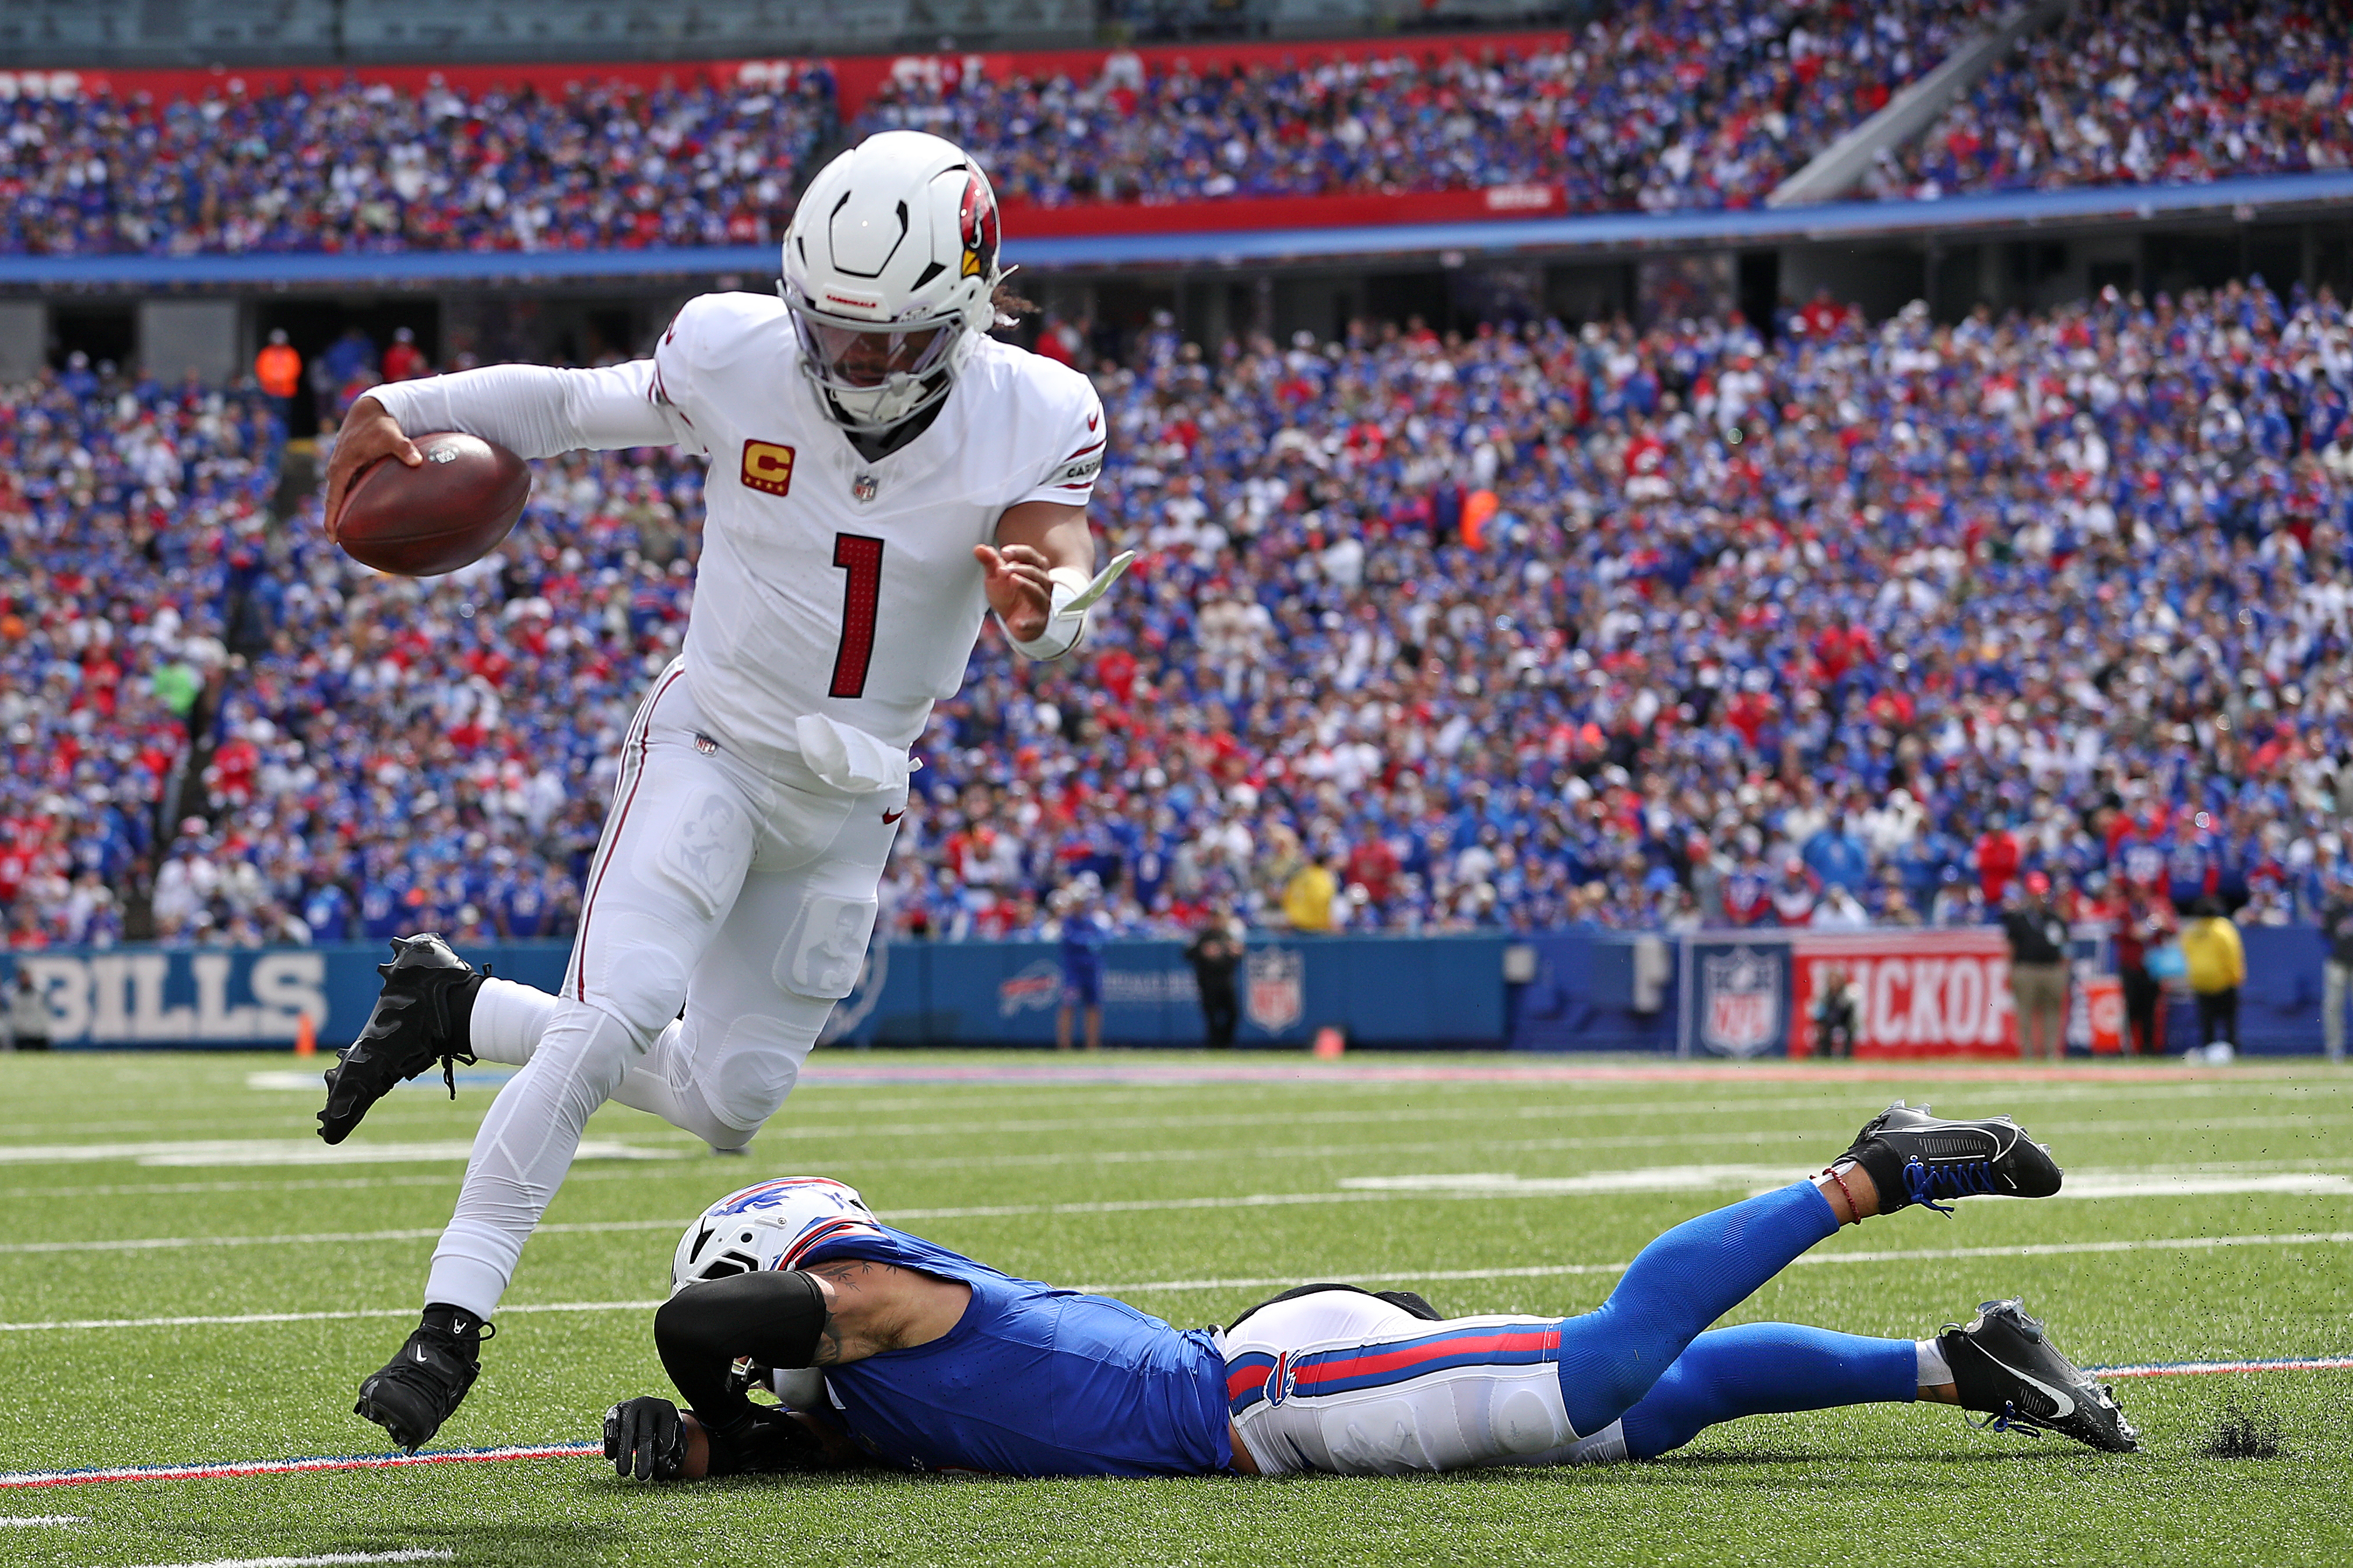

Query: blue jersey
[
  {"left": 800, "top": 1225, "right": 1230, "bottom": 1478},
  {"left": 1058, "top": 911, "right": 1108, "bottom": 977}
]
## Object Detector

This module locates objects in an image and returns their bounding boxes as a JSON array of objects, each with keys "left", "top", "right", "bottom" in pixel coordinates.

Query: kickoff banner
[
  {"left": 1787, "top": 930, "right": 2019, "bottom": 1059},
  {"left": 1683, "top": 929, "right": 2027, "bottom": 1059}
]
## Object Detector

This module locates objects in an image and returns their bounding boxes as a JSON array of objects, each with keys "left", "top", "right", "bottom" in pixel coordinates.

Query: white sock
[
  {"left": 467, "top": 977, "right": 562, "bottom": 1067},
  {"left": 1916, "top": 1338, "right": 1954, "bottom": 1389}
]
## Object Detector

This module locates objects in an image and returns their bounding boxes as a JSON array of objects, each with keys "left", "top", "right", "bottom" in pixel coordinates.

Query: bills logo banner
[
  {"left": 1788, "top": 931, "right": 2018, "bottom": 1058},
  {"left": 1244, "top": 946, "right": 1304, "bottom": 1034},
  {"left": 1697, "top": 945, "right": 1785, "bottom": 1057}
]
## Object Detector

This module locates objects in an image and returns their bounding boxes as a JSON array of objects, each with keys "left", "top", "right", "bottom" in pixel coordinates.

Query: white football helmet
[
  {"left": 671, "top": 1176, "right": 885, "bottom": 1293},
  {"left": 780, "top": 130, "right": 1004, "bottom": 434}
]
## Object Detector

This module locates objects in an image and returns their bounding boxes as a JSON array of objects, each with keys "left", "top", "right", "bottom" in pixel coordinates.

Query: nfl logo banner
[
  {"left": 1244, "top": 946, "right": 1306, "bottom": 1036},
  {"left": 1690, "top": 942, "right": 1789, "bottom": 1058}
]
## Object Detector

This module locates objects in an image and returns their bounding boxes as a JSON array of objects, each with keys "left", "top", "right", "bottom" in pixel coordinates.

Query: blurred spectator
[
  {"left": 1186, "top": 901, "right": 1244, "bottom": 1047},
  {"left": 2322, "top": 865, "right": 2353, "bottom": 1063},
  {"left": 1811, "top": 883, "right": 1870, "bottom": 929},
  {"left": 2182, "top": 894, "right": 2247, "bottom": 1052},
  {"left": 1810, "top": 964, "right": 1858, "bottom": 1056},
  {"left": 2002, "top": 869, "right": 2069, "bottom": 1062},
  {"left": 7, "top": 970, "right": 49, "bottom": 1051},
  {"left": 2113, "top": 882, "right": 2177, "bottom": 1055},
  {"left": 382, "top": 328, "right": 429, "bottom": 383},
  {"left": 1054, "top": 883, "right": 1108, "bottom": 1052},
  {"left": 1282, "top": 853, "right": 1339, "bottom": 933},
  {"left": 255, "top": 330, "right": 302, "bottom": 429}
]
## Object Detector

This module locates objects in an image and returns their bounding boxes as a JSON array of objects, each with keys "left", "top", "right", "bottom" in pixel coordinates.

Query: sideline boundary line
[
  {"left": 10, "top": 1356, "right": 2351, "bottom": 1489},
  {"left": 1, "top": 1444, "right": 598, "bottom": 1490}
]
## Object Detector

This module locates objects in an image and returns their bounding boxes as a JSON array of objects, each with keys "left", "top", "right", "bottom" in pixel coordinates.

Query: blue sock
[
  {"left": 1554, "top": 1181, "right": 1842, "bottom": 1436},
  {"left": 1617, "top": 1324, "right": 1921, "bottom": 1458}
]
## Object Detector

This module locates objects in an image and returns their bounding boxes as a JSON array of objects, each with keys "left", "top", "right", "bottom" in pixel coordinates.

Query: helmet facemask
[{"left": 783, "top": 296, "right": 965, "bottom": 433}]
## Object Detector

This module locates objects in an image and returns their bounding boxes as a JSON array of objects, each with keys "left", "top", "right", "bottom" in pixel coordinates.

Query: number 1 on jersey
[{"left": 829, "top": 533, "right": 885, "bottom": 699}]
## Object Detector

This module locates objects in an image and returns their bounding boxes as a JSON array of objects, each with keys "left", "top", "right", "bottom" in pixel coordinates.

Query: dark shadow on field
[{"left": 140, "top": 1523, "right": 627, "bottom": 1565}]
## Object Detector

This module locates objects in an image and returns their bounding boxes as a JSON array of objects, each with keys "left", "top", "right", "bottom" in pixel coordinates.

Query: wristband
[{"left": 1003, "top": 566, "right": 1092, "bottom": 661}]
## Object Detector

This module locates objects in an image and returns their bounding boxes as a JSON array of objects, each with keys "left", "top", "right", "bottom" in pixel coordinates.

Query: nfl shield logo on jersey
[
  {"left": 852, "top": 473, "right": 880, "bottom": 504},
  {"left": 1700, "top": 946, "right": 1783, "bottom": 1058},
  {"left": 1244, "top": 947, "right": 1304, "bottom": 1034}
]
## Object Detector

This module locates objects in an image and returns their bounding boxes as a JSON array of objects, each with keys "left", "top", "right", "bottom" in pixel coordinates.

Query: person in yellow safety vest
[
  {"left": 2178, "top": 896, "right": 2246, "bottom": 1053},
  {"left": 1282, "top": 855, "right": 1338, "bottom": 932}
]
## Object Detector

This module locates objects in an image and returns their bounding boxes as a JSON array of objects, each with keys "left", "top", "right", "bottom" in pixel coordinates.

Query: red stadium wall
[{"left": 0, "top": 30, "right": 1577, "bottom": 240}]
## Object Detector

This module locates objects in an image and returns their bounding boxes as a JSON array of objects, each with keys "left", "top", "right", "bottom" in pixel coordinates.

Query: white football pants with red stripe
[
  {"left": 1221, "top": 1291, "right": 1625, "bottom": 1474},
  {"left": 425, "top": 660, "right": 906, "bottom": 1319}
]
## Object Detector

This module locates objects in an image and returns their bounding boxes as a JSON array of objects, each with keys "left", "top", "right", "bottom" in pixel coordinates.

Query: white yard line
[
  {"left": 9, "top": 1164, "right": 2348, "bottom": 1258},
  {"left": 1083, "top": 1229, "right": 2353, "bottom": 1294},
  {"left": 0, "top": 1513, "right": 87, "bottom": 1524},
  {"left": 8, "top": 1228, "right": 2352, "bottom": 1332},
  {"left": 118, "top": 1559, "right": 448, "bottom": 1568},
  {"left": 0, "top": 1139, "right": 681, "bottom": 1169}
]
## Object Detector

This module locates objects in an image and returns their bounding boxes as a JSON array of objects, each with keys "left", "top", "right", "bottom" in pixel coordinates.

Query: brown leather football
[{"left": 336, "top": 431, "right": 530, "bottom": 576}]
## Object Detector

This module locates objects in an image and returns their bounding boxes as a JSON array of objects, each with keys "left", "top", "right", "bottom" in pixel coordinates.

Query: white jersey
[{"left": 370, "top": 291, "right": 1104, "bottom": 753}]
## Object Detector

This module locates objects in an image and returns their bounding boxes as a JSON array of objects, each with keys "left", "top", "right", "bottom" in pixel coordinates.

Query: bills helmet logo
[{"left": 958, "top": 170, "right": 998, "bottom": 280}]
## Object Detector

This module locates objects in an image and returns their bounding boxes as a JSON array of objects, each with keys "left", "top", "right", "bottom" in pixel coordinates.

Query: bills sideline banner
[{"left": 0, "top": 935, "right": 1508, "bottom": 1051}]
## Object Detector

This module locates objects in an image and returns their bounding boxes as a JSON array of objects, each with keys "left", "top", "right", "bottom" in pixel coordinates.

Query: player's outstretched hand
[
  {"left": 603, "top": 1395, "right": 688, "bottom": 1482},
  {"left": 975, "top": 542, "right": 1054, "bottom": 643},
  {"left": 323, "top": 394, "right": 424, "bottom": 544}
]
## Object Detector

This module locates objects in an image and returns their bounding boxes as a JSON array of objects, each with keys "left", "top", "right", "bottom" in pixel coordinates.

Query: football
[{"left": 336, "top": 431, "right": 530, "bottom": 576}]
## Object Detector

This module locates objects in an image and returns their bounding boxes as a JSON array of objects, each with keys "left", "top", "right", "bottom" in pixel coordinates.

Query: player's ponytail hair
[{"left": 991, "top": 281, "right": 1038, "bottom": 327}]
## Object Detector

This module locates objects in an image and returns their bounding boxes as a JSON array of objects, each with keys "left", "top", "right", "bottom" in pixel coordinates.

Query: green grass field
[{"left": 2, "top": 1049, "right": 2348, "bottom": 1567}]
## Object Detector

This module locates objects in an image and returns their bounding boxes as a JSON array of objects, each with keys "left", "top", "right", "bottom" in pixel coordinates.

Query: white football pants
[
  {"left": 1221, "top": 1290, "right": 1626, "bottom": 1475},
  {"left": 425, "top": 660, "right": 905, "bottom": 1319}
]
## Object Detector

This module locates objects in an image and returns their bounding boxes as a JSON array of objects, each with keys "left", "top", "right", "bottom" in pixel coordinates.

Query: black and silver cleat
[
  {"left": 1940, "top": 1297, "right": 2139, "bottom": 1453},
  {"left": 316, "top": 933, "right": 486, "bottom": 1144},
  {"left": 1841, "top": 1101, "right": 2063, "bottom": 1214}
]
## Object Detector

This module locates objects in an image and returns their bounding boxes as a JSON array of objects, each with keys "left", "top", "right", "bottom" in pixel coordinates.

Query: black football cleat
[
  {"left": 1841, "top": 1102, "right": 2063, "bottom": 1214},
  {"left": 317, "top": 934, "right": 485, "bottom": 1144},
  {"left": 354, "top": 1314, "right": 491, "bottom": 1453},
  {"left": 1940, "top": 1298, "right": 2139, "bottom": 1453}
]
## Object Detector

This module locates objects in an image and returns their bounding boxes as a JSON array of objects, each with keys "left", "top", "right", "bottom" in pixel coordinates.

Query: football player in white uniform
[{"left": 312, "top": 132, "right": 1121, "bottom": 1451}]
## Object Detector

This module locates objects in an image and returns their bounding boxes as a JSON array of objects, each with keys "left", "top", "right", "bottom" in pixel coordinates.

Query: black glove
[
  {"left": 702, "top": 1404, "right": 833, "bottom": 1477},
  {"left": 603, "top": 1395, "right": 687, "bottom": 1482}
]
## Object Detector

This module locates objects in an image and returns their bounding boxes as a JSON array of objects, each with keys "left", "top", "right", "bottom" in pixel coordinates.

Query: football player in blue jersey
[{"left": 600, "top": 1105, "right": 2139, "bottom": 1484}]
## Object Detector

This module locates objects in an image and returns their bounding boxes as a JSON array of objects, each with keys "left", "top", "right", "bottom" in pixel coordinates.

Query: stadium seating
[
  {"left": 854, "top": 1, "right": 1985, "bottom": 213},
  {"left": 1868, "top": 0, "right": 2353, "bottom": 199},
  {"left": 6, "top": 275, "right": 2352, "bottom": 946},
  {"left": 0, "top": 71, "right": 835, "bottom": 255},
  {"left": 0, "top": 2, "right": 2003, "bottom": 259}
]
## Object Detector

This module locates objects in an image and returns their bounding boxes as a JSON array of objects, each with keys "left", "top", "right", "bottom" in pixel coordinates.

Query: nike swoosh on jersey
[
  {"left": 882, "top": 808, "right": 905, "bottom": 824},
  {"left": 1985, "top": 1353, "right": 2075, "bottom": 1418}
]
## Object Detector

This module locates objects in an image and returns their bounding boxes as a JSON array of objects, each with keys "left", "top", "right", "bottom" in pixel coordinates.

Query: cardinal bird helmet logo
[{"left": 958, "top": 170, "right": 998, "bottom": 280}]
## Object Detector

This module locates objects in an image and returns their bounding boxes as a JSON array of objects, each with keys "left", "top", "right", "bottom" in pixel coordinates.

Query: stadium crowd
[
  {"left": 7, "top": 272, "right": 2353, "bottom": 949},
  {"left": 1870, "top": 0, "right": 2353, "bottom": 199},
  {"left": 0, "top": 68, "right": 835, "bottom": 255},
  {"left": 857, "top": 0, "right": 1982, "bottom": 213},
  {"left": 0, "top": 0, "right": 2009, "bottom": 258}
]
